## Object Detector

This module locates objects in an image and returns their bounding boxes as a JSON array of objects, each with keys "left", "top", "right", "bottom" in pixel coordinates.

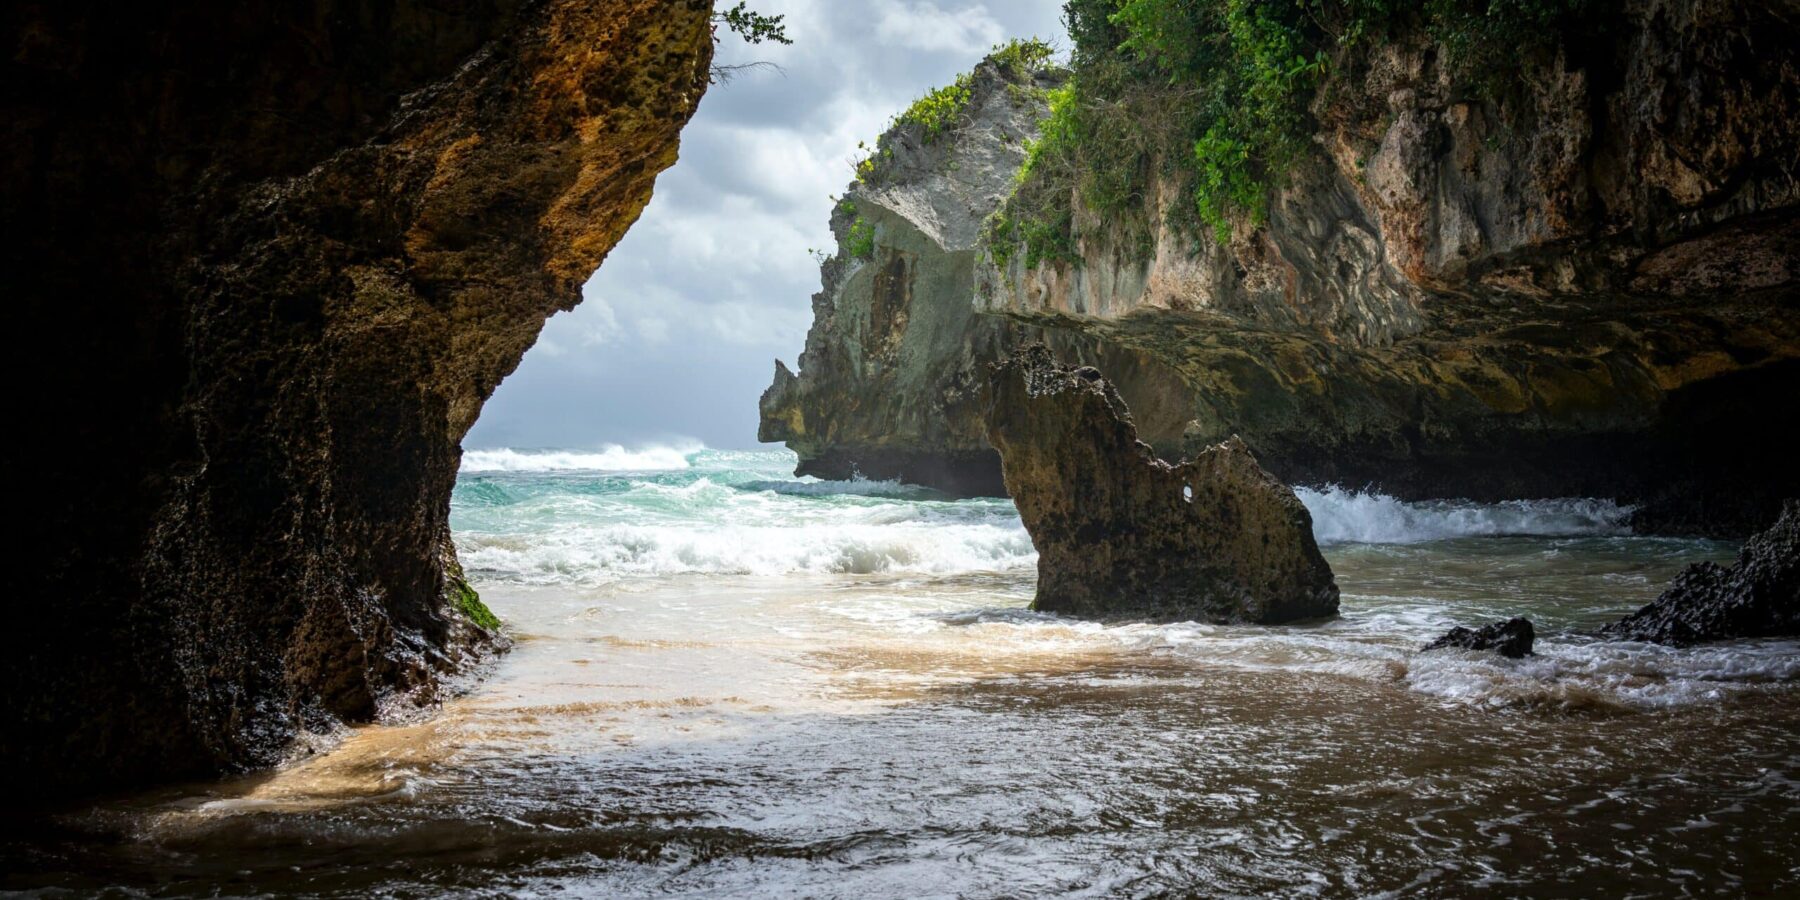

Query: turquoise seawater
[{"left": 452, "top": 448, "right": 1032, "bottom": 580}]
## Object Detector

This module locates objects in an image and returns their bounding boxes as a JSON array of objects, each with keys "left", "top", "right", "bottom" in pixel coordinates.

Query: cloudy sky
[{"left": 464, "top": 0, "right": 1068, "bottom": 451}]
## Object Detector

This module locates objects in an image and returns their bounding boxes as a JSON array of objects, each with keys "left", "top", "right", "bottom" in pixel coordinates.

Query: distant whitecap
[{"left": 460, "top": 443, "right": 702, "bottom": 472}]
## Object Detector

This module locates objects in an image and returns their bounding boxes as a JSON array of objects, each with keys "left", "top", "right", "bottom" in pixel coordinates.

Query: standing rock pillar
[{"left": 985, "top": 345, "right": 1340, "bottom": 623}]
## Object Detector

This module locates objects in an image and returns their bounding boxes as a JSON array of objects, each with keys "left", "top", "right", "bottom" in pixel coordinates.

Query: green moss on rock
[
  {"left": 453, "top": 577, "right": 501, "bottom": 632},
  {"left": 443, "top": 555, "right": 501, "bottom": 632}
]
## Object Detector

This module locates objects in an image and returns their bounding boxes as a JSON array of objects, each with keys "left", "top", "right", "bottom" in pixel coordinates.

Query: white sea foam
[
  {"left": 1297, "top": 486, "right": 1632, "bottom": 544},
  {"left": 736, "top": 477, "right": 940, "bottom": 498},
  {"left": 448, "top": 449, "right": 1788, "bottom": 712},
  {"left": 461, "top": 443, "right": 700, "bottom": 473},
  {"left": 948, "top": 613, "right": 1800, "bottom": 711},
  {"left": 1401, "top": 637, "right": 1800, "bottom": 710},
  {"left": 457, "top": 521, "right": 1036, "bottom": 579}
]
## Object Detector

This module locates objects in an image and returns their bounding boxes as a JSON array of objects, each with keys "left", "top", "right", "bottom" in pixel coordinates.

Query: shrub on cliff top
[
  {"left": 990, "top": 37, "right": 1058, "bottom": 79},
  {"left": 853, "top": 38, "right": 1063, "bottom": 187},
  {"left": 897, "top": 73, "right": 976, "bottom": 142},
  {"left": 893, "top": 38, "right": 1057, "bottom": 143}
]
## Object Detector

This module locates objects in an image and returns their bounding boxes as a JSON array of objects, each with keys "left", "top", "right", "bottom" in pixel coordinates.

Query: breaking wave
[
  {"left": 1297, "top": 486, "right": 1632, "bottom": 544},
  {"left": 453, "top": 449, "right": 1655, "bottom": 583},
  {"left": 457, "top": 520, "right": 1035, "bottom": 580},
  {"left": 452, "top": 448, "right": 1029, "bottom": 581}
]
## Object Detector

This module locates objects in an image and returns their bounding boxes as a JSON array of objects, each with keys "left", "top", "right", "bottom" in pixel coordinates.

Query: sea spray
[{"left": 1295, "top": 485, "right": 1632, "bottom": 544}]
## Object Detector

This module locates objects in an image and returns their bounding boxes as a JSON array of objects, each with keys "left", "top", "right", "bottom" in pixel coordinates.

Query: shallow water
[{"left": 6, "top": 449, "right": 1796, "bottom": 897}]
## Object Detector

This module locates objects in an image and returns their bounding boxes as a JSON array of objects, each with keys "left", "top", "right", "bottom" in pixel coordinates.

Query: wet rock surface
[
  {"left": 5, "top": 0, "right": 711, "bottom": 799},
  {"left": 1424, "top": 618, "right": 1537, "bottom": 659},
  {"left": 1603, "top": 500, "right": 1800, "bottom": 646},
  {"left": 985, "top": 346, "right": 1339, "bottom": 624}
]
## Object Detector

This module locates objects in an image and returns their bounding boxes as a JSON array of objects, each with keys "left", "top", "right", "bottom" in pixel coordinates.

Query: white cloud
[{"left": 875, "top": 2, "right": 1006, "bottom": 56}]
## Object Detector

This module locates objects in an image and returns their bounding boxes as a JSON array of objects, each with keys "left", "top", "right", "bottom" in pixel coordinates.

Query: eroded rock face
[
  {"left": 1602, "top": 501, "right": 1800, "bottom": 646},
  {"left": 757, "top": 54, "right": 1063, "bottom": 493},
  {"left": 986, "top": 346, "right": 1339, "bottom": 623},
  {"left": 5, "top": 0, "right": 711, "bottom": 799},
  {"left": 1424, "top": 618, "right": 1537, "bottom": 659}
]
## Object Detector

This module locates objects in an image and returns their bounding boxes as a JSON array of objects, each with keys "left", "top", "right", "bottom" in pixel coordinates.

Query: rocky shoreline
[
  {"left": 1603, "top": 500, "right": 1800, "bottom": 646},
  {"left": 8, "top": 0, "right": 1796, "bottom": 807},
  {"left": 1422, "top": 502, "right": 1798, "bottom": 657}
]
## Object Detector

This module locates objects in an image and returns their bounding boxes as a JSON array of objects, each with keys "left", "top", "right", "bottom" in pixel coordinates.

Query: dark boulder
[
  {"left": 1424, "top": 618, "right": 1536, "bottom": 658},
  {"left": 1602, "top": 500, "right": 1800, "bottom": 646},
  {"left": 984, "top": 345, "right": 1339, "bottom": 624}
]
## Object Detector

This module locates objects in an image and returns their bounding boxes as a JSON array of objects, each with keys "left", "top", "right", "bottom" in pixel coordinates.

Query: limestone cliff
[
  {"left": 769, "top": 0, "right": 1798, "bottom": 535},
  {"left": 757, "top": 49, "right": 1064, "bottom": 494},
  {"left": 977, "top": 0, "right": 1800, "bottom": 536},
  {"left": 5, "top": 0, "right": 712, "bottom": 799}
]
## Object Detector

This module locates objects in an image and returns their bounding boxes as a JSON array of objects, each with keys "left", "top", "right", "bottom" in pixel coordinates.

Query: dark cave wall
[{"left": 4, "top": 0, "right": 713, "bottom": 799}]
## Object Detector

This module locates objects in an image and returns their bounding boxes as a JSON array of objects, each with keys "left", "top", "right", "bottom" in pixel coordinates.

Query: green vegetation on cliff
[
  {"left": 894, "top": 38, "right": 1055, "bottom": 141},
  {"left": 855, "top": 38, "right": 1058, "bottom": 186},
  {"left": 846, "top": 215, "right": 877, "bottom": 258},
  {"left": 898, "top": 73, "right": 976, "bottom": 141},
  {"left": 991, "top": 0, "right": 1613, "bottom": 256}
]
